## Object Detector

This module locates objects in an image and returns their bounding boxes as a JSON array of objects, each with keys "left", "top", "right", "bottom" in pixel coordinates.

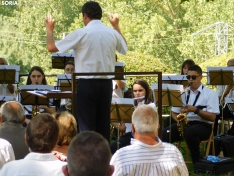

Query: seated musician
[
  {"left": 58, "top": 62, "right": 75, "bottom": 112},
  {"left": 164, "top": 59, "right": 195, "bottom": 128},
  {"left": 23, "top": 66, "right": 55, "bottom": 118},
  {"left": 162, "top": 65, "right": 219, "bottom": 164},
  {"left": 214, "top": 58, "right": 234, "bottom": 135},
  {"left": 110, "top": 79, "right": 156, "bottom": 154},
  {"left": 0, "top": 57, "right": 17, "bottom": 99}
]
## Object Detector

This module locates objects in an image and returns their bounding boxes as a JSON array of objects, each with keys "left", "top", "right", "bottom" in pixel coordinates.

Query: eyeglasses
[
  {"left": 31, "top": 75, "right": 42, "bottom": 78},
  {"left": 186, "top": 75, "right": 200, "bottom": 80}
]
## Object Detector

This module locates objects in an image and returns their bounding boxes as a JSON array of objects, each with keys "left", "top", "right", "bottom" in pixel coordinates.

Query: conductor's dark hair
[
  {"left": 82, "top": 1, "right": 102, "bottom": 20},
  {"left": 26, "top": 66, "right": 47, "bottom": 85},
  {"left": 188, "top": 65, "right": 202, "bottom": 76},
  {"left": 180, "top": 59, "right": 195, "bottom": 75}
]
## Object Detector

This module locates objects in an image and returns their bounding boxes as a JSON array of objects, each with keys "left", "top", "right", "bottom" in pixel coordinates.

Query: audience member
[
  {"left": 110, "top": 105, "right": 188, "bottom": 176},
  {"left": 110, "top": 79, "right": 155, "bottom": 154},
  {"left": 45, "top": 1, "right": 127, "bottom": 142},
  {"left": 52, "top": 111, "right": 77, "bottom": 161},
  {"left": 0, "top": 138, "right": 15, "bottom": 170},
  {"left": 0, "top": 113, "right": 66, "bottom": 175},
  {"left": 0, "top": 57, "right": 16, "bottom": 98},
  {"left": 162, "top": 65, "right": 219, "bottom": 164},
  {"left": 0, "top": 101, "right": 29, "bottom": 159},
  {"left": 63, "top": 131, "right": 114, "bottom": 176},
  {"left": 164, "top": 59, "right": 195, "bottom": 128}
]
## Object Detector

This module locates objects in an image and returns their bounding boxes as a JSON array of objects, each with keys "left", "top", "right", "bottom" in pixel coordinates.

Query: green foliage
[{"left": 0, "top": 0, "right": 234, "bottom": 85}]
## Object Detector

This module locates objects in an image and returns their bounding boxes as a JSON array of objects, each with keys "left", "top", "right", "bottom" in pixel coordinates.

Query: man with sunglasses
[{"left": 162, "top": 65, "right": 219, "bottom": 164}]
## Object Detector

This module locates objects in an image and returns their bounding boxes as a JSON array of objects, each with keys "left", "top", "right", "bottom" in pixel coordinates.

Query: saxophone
[
  {"left": 176, "top": 113, "right": 188, "bottom": 139},
  {"left": 32, "top": 105, "right": 40, "bottom": 118}
]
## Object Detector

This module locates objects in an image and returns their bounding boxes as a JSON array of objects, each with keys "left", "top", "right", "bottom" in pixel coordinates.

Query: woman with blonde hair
[{"left": 52, "top": 111, "right": 77, "bottom": 161}]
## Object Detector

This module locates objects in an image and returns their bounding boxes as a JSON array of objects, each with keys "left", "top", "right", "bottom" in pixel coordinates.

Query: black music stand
[
  {"left": 56, "top": 74, "right": 78, "bottom": 91},
  {"left": 51, "top": 52, "right": 74, "bottom": 69},
  {"left": 19, "top": 85, "right": 54, "bottom": 106},
  {"left": 207, "top": 67, "right": 234, "bottom": 134},
  {"left": 113, "top": 62, "right": 125, "bottom": 80},
  {"left": 0, "top": 95, "right": 15, "bottom": 106},
  {"left": 110, "top": 98, "right": 134, "bottom": 149},
  {"left": 162, "top": 75, "right": 188, "bottom": 88},
  {"left": 152, "top": 84, "right": 186, "bottom": 142},
  {"left": 0, "top": 65, "right": 20, "bottom": 84},
  {"left": 207, "top": 67, "right": 233, "bottom": 85}
]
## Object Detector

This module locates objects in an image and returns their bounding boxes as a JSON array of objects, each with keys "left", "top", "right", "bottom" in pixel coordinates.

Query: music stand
[
  {"left": 207, "top": 67, "right": 234, "bottom": 85},
  {"left": 56, "top": 74, "right": 79, "bottom": 91},
  {"left": 110, "top": 98, "right": 134, "bottom": 123},
  {"left": 19, "top": 85, "right": 54, "bottom": 106},
  {"left": 151, "top": 84, "right": 186, "bottom": 107},
  {"left": 110, "top": 97, "right": 134, "bottom": 149},
  {"left": 152, "top": 84, "right": 186, "bottom": 142},
  {"left": 162, "top": 75, "right": 188, "bottom": 88},
  {"left": 0, "top": 65, "right": 20, "bottom": 84},
  {"left": 207, "top": 67, "right": 234, "bottom": 134},
  {"left": 51, "top": 52, "right": 74, "bottom": 69},
  {"left": 113, "top": 62, "right": 125, "bottom": 80}
]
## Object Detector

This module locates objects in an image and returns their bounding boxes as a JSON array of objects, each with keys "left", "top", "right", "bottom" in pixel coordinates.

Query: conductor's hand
[
  {"left": 45, "top": 13, "right": 55, "bottom": 33},
  {"left": 109, "top": 13, "right": 119, "bottom": 28}
]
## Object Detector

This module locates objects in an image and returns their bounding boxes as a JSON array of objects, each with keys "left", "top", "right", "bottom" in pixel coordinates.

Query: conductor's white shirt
[{"left": 55, "top": 20, "right": 127, "bottom": 79}]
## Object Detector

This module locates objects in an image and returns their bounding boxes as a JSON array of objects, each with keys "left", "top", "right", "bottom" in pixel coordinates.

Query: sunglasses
[{"left": 186, "top": 75, "right": 200, "bottom": 80}]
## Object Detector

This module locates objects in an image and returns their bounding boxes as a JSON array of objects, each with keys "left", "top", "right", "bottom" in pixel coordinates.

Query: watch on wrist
[{"left": 194, "top": 108, "right": 200, "bottom": 114}]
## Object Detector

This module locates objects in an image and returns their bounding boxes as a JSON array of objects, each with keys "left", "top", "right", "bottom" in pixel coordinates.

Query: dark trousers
[
  {"left": 163, "top": 115, "right": 177, "bottom": 128},
  {"left": 76, "top": 79, "right": 112, "bottom": 142},
  {"left": 110, "top": 132, "right": 132, "bottom": 154},
  {"left": 162, "top": 121, "right": 212, "bottom": 163},
  {"left": 214, "top": 105, "right": 234, "bottom": 136}
]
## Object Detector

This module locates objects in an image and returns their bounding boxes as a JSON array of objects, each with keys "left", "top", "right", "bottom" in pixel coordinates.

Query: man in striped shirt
[{"left": 110, "top": 105, "right": 188, "bottom": 176}]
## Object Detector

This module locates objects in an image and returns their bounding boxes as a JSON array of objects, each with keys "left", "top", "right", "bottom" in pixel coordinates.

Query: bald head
[{"left": 1, "top": 101, "right": 25, "bottom": 123}]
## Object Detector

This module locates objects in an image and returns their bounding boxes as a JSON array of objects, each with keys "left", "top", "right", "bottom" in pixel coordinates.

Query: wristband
[{"left": 194, "top": 108, "right": 200, "bottom": 114}]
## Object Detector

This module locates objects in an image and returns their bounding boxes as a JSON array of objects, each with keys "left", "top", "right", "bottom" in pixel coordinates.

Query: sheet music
[
  {"left": 111, "top": 98, "right": 134, "bottom": 105},
  {"left": 162, "top": 75, "right": 187, "bottom": 81},
  {"left": 20, "top": 85, "right": 54, "bottom": 90},
  {"left": 52, "top": 51, "right": 74, "bottom": 57}
]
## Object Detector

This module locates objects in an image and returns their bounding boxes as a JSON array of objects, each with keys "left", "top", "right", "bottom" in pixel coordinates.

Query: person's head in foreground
[
  {"left": 26, "top": 113, "right": 59, "bottom": 153},
  {"left": 63, "top": 131, "right": 114, "bottom": 176},
  {"left": 132, "top": 104, "right": 159, "bottom": 137}
]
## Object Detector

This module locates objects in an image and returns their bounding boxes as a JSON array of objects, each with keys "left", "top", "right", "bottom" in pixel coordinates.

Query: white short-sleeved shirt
[
  {"left": 110, "top": 138, "right": 188, "bottom": 176},
  {"left": 0, "top": 152, "right": 66, "bottom": 175},
  {"left": 0, "top": 84, "right": 17, "bottom": 99},
  {"left": 0, "top": 138, "right": 15, "bottom": 170},
  {"left": 112, "top": 80, "right": 127, "bottom": 98},
  {"left": 172, "top": 84, "right": 219, "bottom": 124},
  {"left": 55, "top": 20, "right": 127, "bottom": 79}
]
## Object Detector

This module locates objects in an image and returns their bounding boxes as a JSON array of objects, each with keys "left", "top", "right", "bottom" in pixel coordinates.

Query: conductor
[{"left": 45, "top": 1, "right": 128, "bottom": 142}]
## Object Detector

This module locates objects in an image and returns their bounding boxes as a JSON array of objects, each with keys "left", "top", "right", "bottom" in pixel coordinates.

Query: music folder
[
  {"left": 207, "top": 67, "right": 234, "bottom": 85},
  {"left": 110, "top": 98, "right": 134, "bottom": 123},
  {"left": 151, "top": 84, "right": 186, "bottom": 107}
]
